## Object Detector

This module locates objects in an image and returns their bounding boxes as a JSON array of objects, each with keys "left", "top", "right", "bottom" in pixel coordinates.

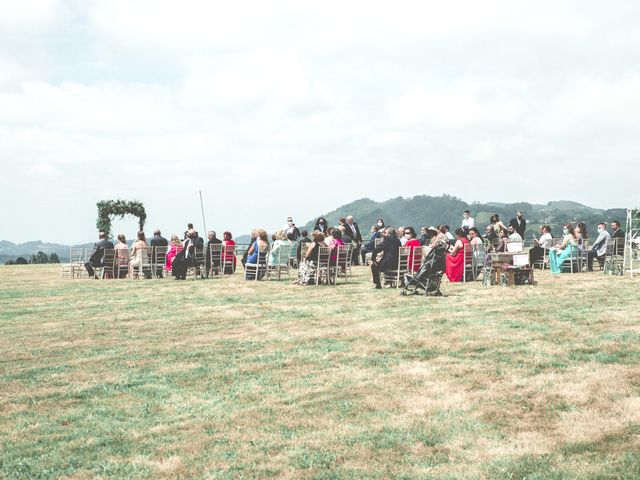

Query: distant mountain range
[
  {"left": 0, "top": 196, "right": 629, "bottom": 264},
  {"left": 299, "top": 195, "right": 627, "bottom": 241}
]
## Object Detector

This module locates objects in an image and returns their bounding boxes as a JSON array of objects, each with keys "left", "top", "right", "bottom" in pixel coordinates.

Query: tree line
[{"left": 3, "top": 252, "right": 60, "bottom": 265}]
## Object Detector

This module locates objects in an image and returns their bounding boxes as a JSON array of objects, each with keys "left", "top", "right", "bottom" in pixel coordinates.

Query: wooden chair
[
  {"left": 152, "top": 246, "right": 168, "bottom": 278},
  {"left": 61, "top": 247, "right": 85, "bottom": 279},
  {"left": 463, "top": 243, "right": 475, "bottom": 283},
  {"left": 315, "top": 246, "right": 332, "bottom": 286},
  {"left": 187, "top": 246, "right": 206, "bottom": 279},
  {"left": 208, "top": 243, "right": 223, "bottom": 276},
  {"left": 115, "top": 247, "right": 130, "bottom": 279},
  {"left": 334, "top": 244, "right": 352, "bottom": 284},
  {"left": 268, "top": 244, "right": 292, "bottom": 280},
  {"left": 221, "top": 244, "right": 237, "bottom": 275},
  {"left": 382, "top": 246, "right": 411, "bottom": 288},
  {"left": 245, "top": 245, "right": 270, "bottom": 281},
  {"left": 98, "top": 249, "right": 116, "bottom": 279},
  {"left": 604, "top": 238, "right": 624, "bottom": 275}
]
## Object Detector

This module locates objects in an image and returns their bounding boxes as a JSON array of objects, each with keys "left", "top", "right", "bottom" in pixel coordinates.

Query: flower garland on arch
[{"left": 96, "top": 199, "right": 146, "bottom": 237}]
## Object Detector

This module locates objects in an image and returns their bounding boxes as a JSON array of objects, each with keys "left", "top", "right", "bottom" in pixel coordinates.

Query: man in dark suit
[
  {"left": 150, "top": 229, "right": 168, "bottom": 277},
  {"left": 84, "top": 232, "right": 114, "bottom": 278},
  {"left": 205, "top": 230, "right": 223, "bottom": 276},
  {"left": 611, "top": 220, "right": 625, "bottom": 256},
  {"left": 509, "top": 211, "right": 527, "bottom": 238},
  {"left": 345, "top": 215, "right": 363, "bottom": 265},
  {"left": 370, "top": 227, "right": 401, "bottom": 289}
]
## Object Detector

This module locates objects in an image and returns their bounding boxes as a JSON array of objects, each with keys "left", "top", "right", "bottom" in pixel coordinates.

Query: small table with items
[{"left": 488, "top": 252, "right": 535, "bottom": 286}]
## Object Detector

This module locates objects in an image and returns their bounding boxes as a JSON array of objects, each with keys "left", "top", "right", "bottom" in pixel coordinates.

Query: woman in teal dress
[{"left": 549, "top": 224, "right": 579, "bottom": 274}]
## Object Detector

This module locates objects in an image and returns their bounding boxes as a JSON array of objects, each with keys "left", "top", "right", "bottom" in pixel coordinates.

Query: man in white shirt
[
  {"left": 529, "top": 225, "right": 552, "bottom": 266},
  {"left": 507, "top": 225, "right": 523, "bottom": 242},
  {"left": 588, "top": 222, "right": 611, "bottom": 271},
  {"left": 444, "top": 225, "right": 455, "bottom": 244},
  {"left": 397, "top": 226, "right": 407, "bottom": 246},
  {"left": 461, "top": 210, "right": 474, "bottom": 233}
]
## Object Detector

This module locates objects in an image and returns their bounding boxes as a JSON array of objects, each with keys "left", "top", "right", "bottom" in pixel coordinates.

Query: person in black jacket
[
  {"left": 371, "top": 227, "right": 402, "bottom": 289},
  {"left": 611, "top": 220, "right": 625, "bottom": 256},
  {"left": 508, "top": 211, "right": 527, "bottom": 238},
  {"left": 84, "top": 232, "right": 114, "bottom": 277},
  {"left": 205, "top": 230, "right": 223, "bottom": 276},
  {"left": 150, "top": 229, "right": 168, "bottom": 277},
  {"left": 314, "top": 217, "right": 329, "bottom": 234},
  {"left": 345, "top": 215, "right": 363, "bottom": 265}
]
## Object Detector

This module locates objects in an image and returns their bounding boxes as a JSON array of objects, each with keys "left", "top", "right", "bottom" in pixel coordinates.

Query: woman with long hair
[{"left": 549, "top": 223, "right": 579, "bottom": 274}]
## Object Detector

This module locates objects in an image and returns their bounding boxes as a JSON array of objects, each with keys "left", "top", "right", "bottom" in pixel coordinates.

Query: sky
[{"left": 1, "top": 0, "right": 639, "bottom": 244}]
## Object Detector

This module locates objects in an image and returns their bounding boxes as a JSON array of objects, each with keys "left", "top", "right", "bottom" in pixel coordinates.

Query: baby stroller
[{"left": 401, "top": 241, "right": 447, "bottom": 296}]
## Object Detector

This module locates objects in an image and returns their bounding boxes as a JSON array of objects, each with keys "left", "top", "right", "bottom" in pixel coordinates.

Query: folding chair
[
  {"left": 221, "top": 243, "right": 237, "bottom": 274},
  {"left": 382, "top": 246, "right": 410, "bottom": 288},
  {"left": 99, "top": 249, "right": 116, "bottom": 279},
  {"left": 152, "top": 246, "right": 168, "bottom": 278},
  {"left": 333, "top": 244, "right": 352, "bottom": 284},
  {"left": 208, "top": 244, "right": 223, "bottom": 276},
  {"left": 245, "top": 245, "right": 270, "bottom": 281},
  {"left": 268, "top": 244, "right": 292, "bottom": 280},
  {"left": 315, "top": 246, "right": 332, "bottom": 286}
]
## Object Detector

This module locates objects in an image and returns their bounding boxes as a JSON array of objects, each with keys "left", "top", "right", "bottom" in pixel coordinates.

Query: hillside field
[{"left": 1, "top": 265, "right": 639, "bottom": 479}]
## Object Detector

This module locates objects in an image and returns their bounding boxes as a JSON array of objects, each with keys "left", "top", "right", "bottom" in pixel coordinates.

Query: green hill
[{"left": 301, "top": 195, "right": 627, "bottom": 240}]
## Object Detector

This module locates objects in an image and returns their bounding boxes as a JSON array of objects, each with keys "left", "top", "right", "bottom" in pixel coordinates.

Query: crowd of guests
[{"left": 83, "top": 211, "right": 627, "bottom": 283}]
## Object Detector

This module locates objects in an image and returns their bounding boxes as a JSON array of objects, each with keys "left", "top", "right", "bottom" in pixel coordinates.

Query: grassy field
[{"left": 1, "top": 264, "right": 639, "bottom": 479}]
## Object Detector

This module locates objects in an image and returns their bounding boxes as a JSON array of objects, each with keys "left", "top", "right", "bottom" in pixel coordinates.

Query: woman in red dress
[
  {"left": 445, "top": 228, "right": 470, "bottom": 282},
  {"left": 404, "top": 226, "right": 423, "bottom": 273},
  {"left": 221, "top": 231, "right": 237, "bottom": 274}
]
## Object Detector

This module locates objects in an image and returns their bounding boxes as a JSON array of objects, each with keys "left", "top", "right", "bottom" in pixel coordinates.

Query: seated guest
[
  {"left": 297, "top": 231, "right": 325, "bottom": 285},
  {"left": 324, "top": 227, "right": 336, "bottom": 250},
  {"left": 376, "top": 218, "right": 386, "bottom": 230},
  {"left": 576, "top": 222, "right": 589, "bottom": 251},
  {"left": 507, "top": 224, "right": 523, "bottom": 242},
  {"left": 468, "top": 227, "right": 483, "bottom": 246},
  {"left": 588, "top": 222, "right": 610, "bottom": 271},
  {"left": 419, "top": 226, "right": 430, "bottom": 246},
  {"left": 432, "top": 226, "right": 448, "bottom": 246},
  {"left": 205, "top": 230, "right": 223, "bottom": 276},
  {"left": 330, "top": 228, "right": 345, "bottom": 266},
  {"left": 397, "top": 226, "right": 407, "bottom": 246},
  {"left": 220, "top": 231, "right": 237, "bottom": 274},
  {"left": 549, "top": 224, "right": 579, "bottom": 274},
  {"left": 404, "top": 226, "right": 422, "bottom": 272},
  {"left": 611, "top": 220, "right": 625, "bottom": 255},
  {"left": 529, "top": 225, "right": 553, "bottom": 266},
  {"left": 114, "top": 234, "right": 129, "bottom": 278},
  {"left": 150, "top": 229, "right": 168, "bottom": 278},
  {"left": 296, "top": 230, "right": 312, "bottom": 263},
  {"left": 166, "top": 234, "right": 183, "bottom": 273},
  {"left": 483, "top": 224, "right": 497, "bottom": 242},
  {"left": 495, "top": 227, "right": 509, "bottom": 252},
  {"left": 286, "top": 231, "right": 298, "bottom": 265},
  {"left": 183, "top": 223, "right": 194, "bottom": 240},
  {"left": 360, "top": 225, "right": 381, "bottom": 263},
  {"left": 84, "top": 231, "right": 114, "bottom": 278},
  {"left": 130, "top": 231, "right": 151, "bottom": 279},
  {"left": 371, "top": 227, "right": 402, "bottom": 289},
  {"left": 444, "top": 225, "right": 455, "bottom": 244},
  {"left": 269, "top": 230, "right": 290, "bottom": 265},
  {"left": 245, "top": 229, "right": 269, "bottom": 269},
  {"left": 445, "top": 228, "right": 470, "bottom": 282},
  {"left": 339, "top": 225, "right": 353, "bottom": 245},
  {"left": 241, "top": 229, "right": 258, "bottom": 268}
]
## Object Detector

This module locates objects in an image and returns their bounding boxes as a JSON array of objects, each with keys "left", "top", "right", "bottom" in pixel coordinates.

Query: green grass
[{"left": 1, "top": 265, "right": 640, "bottom": 479}]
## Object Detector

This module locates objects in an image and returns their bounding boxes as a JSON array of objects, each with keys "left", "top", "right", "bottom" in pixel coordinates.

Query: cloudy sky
[{"left": 1, "top": 1, "right": 639, "bottom": 244}]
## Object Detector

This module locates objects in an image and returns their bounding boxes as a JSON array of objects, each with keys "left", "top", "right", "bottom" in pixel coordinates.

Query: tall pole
[{"left": 198, "top": 190, "right": 207, "bottom": 235}]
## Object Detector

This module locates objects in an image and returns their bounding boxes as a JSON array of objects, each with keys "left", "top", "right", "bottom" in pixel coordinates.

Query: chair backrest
[
  {"left": 194, "top": 245, "right": 205, "bottom": 265},
  {"left": 317, "top": 246, "right": 331, "bottom": 268},
  {"left": 374, "top": 237, "right": 383, "bottom": 248},
  {"left": 153, "top": 246, "right": 168, "bottom": 266},
  {"left": 141, "top": 246, "right": 153, "bottom": 266},
  {"left": 410, "top": 245, "right": 425, "bottom": 270},
  {"left": 102, "top": 248, "right": 116, "bottom": 273},
  {"left": 336, "top": 244, "right": 351, "bottom": 269},
  {"left": 299, "top": 242, "right": 310, "bottom": 259},
  {"left": 115, "top": 247, "right": 130, "bottom": 266},
  {"left": 274, "top": 244, "right": 292, "bottom": 265},
  {"left": 209, "top": 243, "right": 223, "bottom": 264},
  {"left": 222, "top": 243, "right": 236, "bottom": 259},
  {"left": 257, "top": 245, "right": 270, "bottom": 265},
  {"left": 506, "top": 241, "right": 523, "bottom": 253},
  {"left": 70, "top": 247, "right": 84, "bottom": 263},
  {"left": 397, "top": 246, "right": 411, "bottom": 272},
  {"left": 542, "top": 238, "right": 554, "bottom": 249}
]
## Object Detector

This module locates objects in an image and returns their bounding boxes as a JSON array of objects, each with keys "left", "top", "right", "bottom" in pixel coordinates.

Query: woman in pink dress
[
  {"left": 165, "top": 234, "right": 183, "bottom": 272},
  {"left": 445, "top": 228, "right": 470, "bottom": 282},
  {"left": 404, "top": 226, "right": 423, "bottom": 273},
  {"left": 221, "top": 231, "right": 237, "bottom": 274}
]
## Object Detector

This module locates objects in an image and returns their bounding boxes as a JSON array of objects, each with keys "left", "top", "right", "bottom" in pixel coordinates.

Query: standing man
[
  {"left": 345, "top": 215, "right": 363, "bottom": 265},
  {"left": 150, "top": 229, "right": 168, "bottom": 278},
  {"left": 588, "top": 222, "right": 610, "bottom": 271},
  {"left": 461, "top": 210, "right": 474, "bottom": 233},
  {"left": 84, "top": 231, "right": 114, "bottom": 278},
  {"left": 284, "top": 217, "right": 301, "bottom": 240},
  {"left": 509, "top": 211, "right": 527, "bottom": 238}
]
